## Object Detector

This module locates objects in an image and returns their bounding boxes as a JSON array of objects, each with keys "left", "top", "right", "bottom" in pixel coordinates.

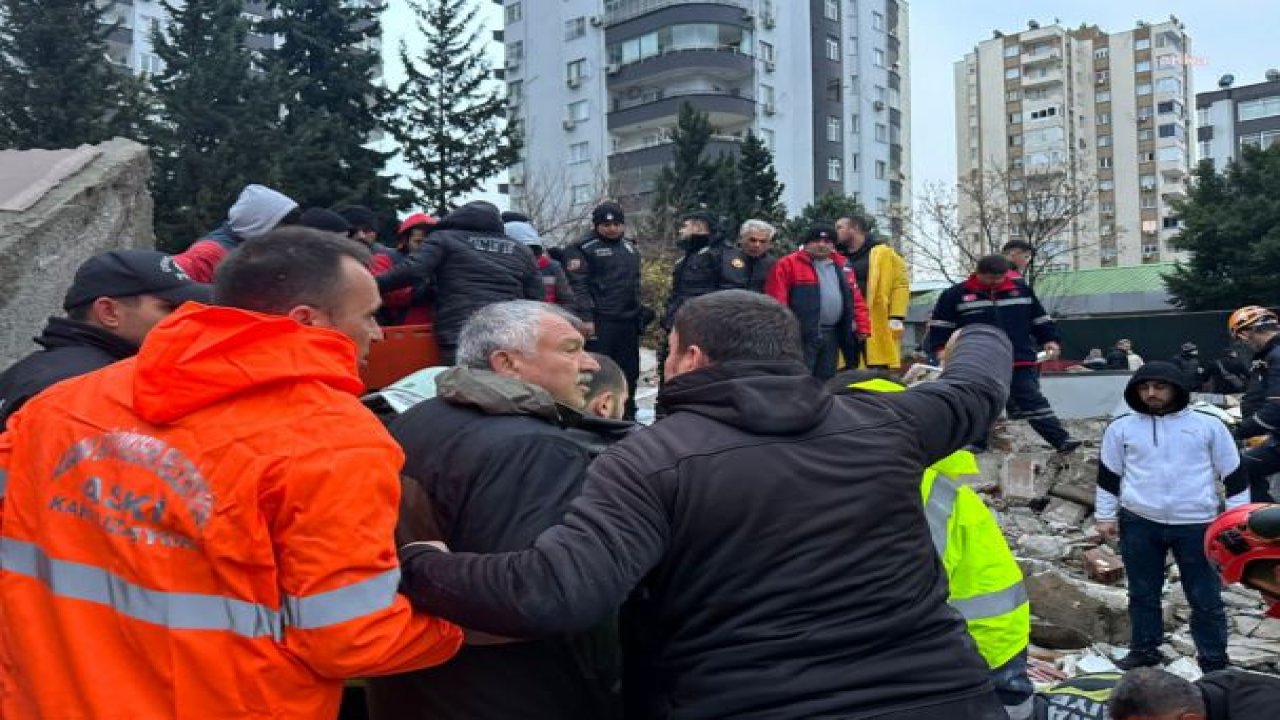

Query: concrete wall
[{"left": 0, "top": 138, "right": 154, "bottom": 366}]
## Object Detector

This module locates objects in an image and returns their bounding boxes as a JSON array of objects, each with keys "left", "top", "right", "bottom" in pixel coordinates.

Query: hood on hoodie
[
  {"left": 132, "top": 304, "right": 362, "bottom": 424},
  {"left": 657, "top": 360, "right": 829, "bottom": 435},
  {"left": 1123, "top": 360, "right": 1191, "bottom": 415},
  {"left": 434, "top": 201, "right": 505, "bottom": 234},
  {"left": 434, "top": 367, "right": 563, "bottom": 422},
  {"left": 227, "top": 184, "right": 299, "bottom": 241}
]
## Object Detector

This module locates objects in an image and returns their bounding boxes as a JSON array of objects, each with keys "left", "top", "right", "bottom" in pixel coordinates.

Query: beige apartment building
[{"left": 955, "top": 19, "right": 1193, "bottom": 271}]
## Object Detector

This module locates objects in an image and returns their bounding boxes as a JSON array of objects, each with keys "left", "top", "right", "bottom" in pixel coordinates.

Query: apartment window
[
  {"left": 1097, "top": 112, "right": 1111, "bottom": 125},
  {"left": 875, "top": 123, "right": 887, "bottom": 142},
  {"left": 1140, "top": 173, "right": 1157, "bottom": 189},
  {"left": 875, "top": 160, "right": 886, "bottom": 179},
  {"left": 569, "top": 141, "right": 590, "bottom": 164},
  {"left": 505, "top": 1, "right": 522, "bottom": 24},
  {"left": 1155, "top": 77, "right": 1183, "bottom": 95},
  {"left": 1163, "top": 216, "right": 1180, "bottom": 229},
  {"left": 877, "top": 198, "right": 888, "bottom": 214},
  {"left": 138, "top": 52, "right": 164, "bottom": 75},
  {"left": 1100, "top": 201, "right": 1115, "bottom": 214},
  {"left": 1137, "top": 83, "right": 1152, "bottom": 96},
  {"left": 1157, "top": 123, "right": 1177, "bottom": 139},
  {"left": 1157, "top": 100, "right": 1183, "bottom": 116},
  {"left": 507, "top": 79, "right": 523, "bottom": 103},
  {"left": 1138, "top": 128, "right": 1154, "bottom": 141},
  {"left": 1005, "top": 67, "right": 1021, "bottom": 80},
  {"left": 1025, "top": 87, "right": 1050, "bottom": 101},
  {"left": 761, "top": 83, "right": 775, "bottom": 106},
  {"left": 1004, "top": 44, "right": 1021, "bottom": 58},
  {"left": 1135, "top": 38, "right": 1151, "bottom": 51},
  {"left": 1027, "top": 106, "right": 1058, "bottom": 120},
  {"left": 1139, "top": 151, "right": 1155, "bottom": 163},
  {"left": 760, "top": 41, "right": 774, "bottom": 63},
  {"left": 826, "top": 115, "right": 841, "bottom": 142},
  {"left": 566, "top": 58, "right": 585, "bottom": 85},
  {"left": 1009, "top": 135, "right": 1022, "bottom": 147},
  {"left": 1140, "top": 196, "right": 1157, "bottom": 209},
  {"left": 1099, "top": 179, "right": 1115, "bottom": 191},
  {"left": 1009, "top": 113, "right": 1022, "bottom": 125},
  {"left": 873, "top": 48, "right": 885, "bottom": 67},
  {"left": 1199, "top": 140, "right": 1212, "bottom": 159},
  {"left": 1007, "top": 89, "right": 1021, "bottom": 102},
  {"left": 1100, "top": 223, "right": 1114, "bottom": 236},
  {"left": 827, "top": 157, "right": 842, "bottom": 181},
  {"left": 850, "top": 74, "right": 860, "bottom": 95},
  {"left": 1097, "top": 135, "right": 1112, "bottom": 147},
  {"left": 1095, "top": 70, "right": 1109, "bottom": 85},
  {"left": 1197, "top": 107, "right": 1211, "bottom": 126},
  {"left": 1009, "top": 179, "right": 1024, "bottom": 190},
  {"left": 564, "top": 17, "right": 586, "bottom": 40},
  {"left": 873, "top": 85, "right": 887, "bottom": 103},
  {"left": 506, "top": 40, "right": 524, "bottom": 62},
  {"left": 1240, "top": 130, "right": 1280, "bottom": 150},
  {"left": 1095, "top": 90, "right": 1111, "bottom": 103},
  {"left": 825, "top": 36, "right": 840, "bottom": 61},
  {"left": 850, "top": 113, "right": 860, "bottom": 133},
  {"left": 851, "top": 153, "right": 860, "bottom": 171},
  {"left": 567, "top": 100, "right": 589, "bottom": 123},
  {"left": 872, "top": 11, "right": 885, "bottom": 30},
  {"left": 571, "top": 184, "right": 592, "bottom": 206},
  {"left": 1135, "top": 59, "right": 1151, "bottom": 73},
  {"left": 824, "top": 0, "right": 839, "bottom": 20},
  {"left": 1138, "top": 108, "right": 1153, "bottom": 122},
  {"left": 849, "top": 37, "right": 858, "bottom": 56},
  {"left": 1093, "top": 47, "right": 1110, "bottom": 59},
  {"left": 1239, "top": 97, "right": 1280, "bottom": 121}
]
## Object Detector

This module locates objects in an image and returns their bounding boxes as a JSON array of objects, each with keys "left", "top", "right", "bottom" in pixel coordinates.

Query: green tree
[
  {"left": 1164, "top": 147, "right": 1280, "bottom": 310},
  {"left": 734, "top": 131, "right": 787, "bottom": 225},
  {"left": 150, "top": 0, "right": 282, "bottom": 250},
  {"left": 652, "top": 103, "right": 719, "bottom": 220},
  {"left": 0, "top": 0, "right": 150, "bottom": 148},
  {"left": 387, "top": 0, "right": 520, "bottom": 212},
  {"left": 785, "top": 192, "right": 876, "bottom": 243},
  {"left": 259, "top": 0, "right": 402, "bottom": 212}
]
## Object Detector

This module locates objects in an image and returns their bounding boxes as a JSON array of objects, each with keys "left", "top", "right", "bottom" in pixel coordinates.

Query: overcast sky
[{"left": 382, "top": 0, "right": 1280, "bottom": 202}]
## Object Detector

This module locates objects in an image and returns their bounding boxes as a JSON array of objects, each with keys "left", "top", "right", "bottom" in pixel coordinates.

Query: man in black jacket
[
  {"left": 367, "top": 300, "right": 630, "bottom": 720},
  {"left": 1231, "top": 305, "right": 1280, "bottom": 502},
  {"left": 1105, "top": 667, "right": 1279, "bottom": 720},
  {"left": 564, "top": 202, "right": 644, "bottom": 418},
  {"left": 377, "top": 201, "right": 543, "bottom": 364},
  {"left": 398, "top": 289, "right": 1014, "bottom": 720},
  {"left": 0, "top": 249, "right": 210, "bottom": 426},
  {"left": 736, "top": 218, "right": 778, "bottom": 293}
]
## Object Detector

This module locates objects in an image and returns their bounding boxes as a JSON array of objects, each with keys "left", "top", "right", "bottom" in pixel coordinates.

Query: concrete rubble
[{"left": 966, "top": 418, "right": 1280, "bottom": 682}]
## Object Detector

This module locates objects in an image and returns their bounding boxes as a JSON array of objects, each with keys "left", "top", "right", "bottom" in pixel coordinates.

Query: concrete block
[
  {"left": 1000, "top": 453, "right": 1053, "bottom": 503},
  {"left": 1043, "top": 497, "right": 1090, "bottom": 527}
]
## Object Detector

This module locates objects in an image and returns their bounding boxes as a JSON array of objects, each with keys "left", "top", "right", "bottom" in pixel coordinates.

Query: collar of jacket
[
  {"left": 793, "top": 249, "right": 849, "bottom": 268},
  {"left": 656, "top": 360, "right": 830, "bottom": 435},
  {"left": 963, "top": 274, "right": 1017, "bottom": 294},
  {"left": 435, "top": 367, "right": 574, "bottom": 424},
  {"left": 847, "top": 236, "right": 879, "bottom": 262},
  {"left": 35, "top": 316, "right": 139, "bottom": 359}
]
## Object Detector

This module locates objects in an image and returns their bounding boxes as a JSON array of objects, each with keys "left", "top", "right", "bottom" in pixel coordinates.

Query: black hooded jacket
[
  {"left": 377, "top": 202, "right": 543, "bottom": 346},
  {"left": 1121, "top": 360, "right": 1191, "bottom": 415},
  {"left": 662, "top": 235, "right": 748, "bottom": 329},
  {"left": 0, "top": 318, "right": 137, "bottom": 426},
  {"left": 398, "top": 325, "right": 1014, "bottom": 720},
  {"left": 368, "top": 368, "right": 633, "bottom": 720},
  {"left": 1199, "top": 668, "right": 1280, "bottom": 720},
  {"left": 1240, "top": 333, "right": 1280, "bottom": 438}
]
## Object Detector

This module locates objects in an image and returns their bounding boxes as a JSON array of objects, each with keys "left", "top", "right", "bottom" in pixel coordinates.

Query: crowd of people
[{"left": 2, "top": 184, "right": 1280, "bottom": 719}]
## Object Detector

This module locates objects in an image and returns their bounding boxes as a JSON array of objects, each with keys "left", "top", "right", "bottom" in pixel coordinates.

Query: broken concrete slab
[
  {"left": 0, "top": 138, "right": 152, "bottom": 367},
  {"left": 1018, "top": 535, "right": 1066, "bottom": 561},
  {"left": 1042, "top": 497, "right": 1090, "bottom": 527},
  {"left": 1022, "top": 559, "right": 1132, "bottom": 644}
]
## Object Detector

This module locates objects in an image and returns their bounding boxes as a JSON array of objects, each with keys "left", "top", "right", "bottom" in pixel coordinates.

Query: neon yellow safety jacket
[{"left": 851, "top": 379, "right": 1030, "bottom": 669}]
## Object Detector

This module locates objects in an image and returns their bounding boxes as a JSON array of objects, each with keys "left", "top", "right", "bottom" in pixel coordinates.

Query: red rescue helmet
[
  {"left": 1228, "top": 305, "right": 1278, "bottom": 335},
  {"left": 1205, "top": 504, "right": 1280, "bottom": 617},
  {"left": 397, "top": 212, "right": 437, "bottom": 237}
]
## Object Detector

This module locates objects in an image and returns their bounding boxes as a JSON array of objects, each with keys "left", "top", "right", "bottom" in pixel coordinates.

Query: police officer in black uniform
[
  {"left": 657, "top": 211, "right": 749, "bottom": 385},
  {"left": 564, "top": 202, "right": 645, "bottom": 419}
]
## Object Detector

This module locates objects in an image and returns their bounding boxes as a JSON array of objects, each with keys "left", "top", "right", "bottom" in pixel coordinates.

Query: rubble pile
[{"left": 968, "top": 419, "right": 1280, "bottom": 680}]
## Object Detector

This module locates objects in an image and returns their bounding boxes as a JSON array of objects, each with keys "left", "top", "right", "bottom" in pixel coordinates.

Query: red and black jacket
[
  {"left": 927, "top": 275, "right": 1058, "bottom": 367},
  {"left": 765, "top": 250, "right": 870, "bottom": 360}
]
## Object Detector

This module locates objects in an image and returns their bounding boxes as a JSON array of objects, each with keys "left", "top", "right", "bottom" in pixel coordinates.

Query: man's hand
[
  {"left": 888, "top": 318, "right": 905, "bottom": 333},
  {"left": 396, "top": 475, "right": 443, "bottom": 547},
  {"left": 1096, "top": 520, "right": 1119, "bottom": 541},
  {"left": 1043, "top": 341, "right": 1062, "bottom": 360}
]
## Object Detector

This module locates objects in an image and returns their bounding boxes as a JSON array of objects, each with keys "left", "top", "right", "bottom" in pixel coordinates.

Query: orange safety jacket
[{"left": 0, "top": 304, "right": 462, "bottom": 719}]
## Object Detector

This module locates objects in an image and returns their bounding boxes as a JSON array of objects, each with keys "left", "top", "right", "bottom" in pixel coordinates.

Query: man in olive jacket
[{"left": 398, "top": 289, "right": 1013, "bottom": 720}]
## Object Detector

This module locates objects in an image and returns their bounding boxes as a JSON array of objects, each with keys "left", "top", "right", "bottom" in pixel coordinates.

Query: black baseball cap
[
  {"left": 806, "top": 224, "right": 837, "bottom": 243},
  {"left": 63, "top": 250, "right": 213, "bottom": 311}
]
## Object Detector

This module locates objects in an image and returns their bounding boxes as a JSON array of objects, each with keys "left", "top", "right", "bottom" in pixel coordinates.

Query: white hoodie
[{"left": 227, "top": 184, "right": 297, "bottom": 241}]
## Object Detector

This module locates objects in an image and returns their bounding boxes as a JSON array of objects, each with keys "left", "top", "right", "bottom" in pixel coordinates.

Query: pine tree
[
  {"left": 387, "top": 0, "right": 520, "bottom": 212},
  {"left": 259, "top": 0, "right": 402, "bottom": 212},
  {"left": 150, "top": 0, "right": 283, "bottom": 250},
  {"left": 0, "top": 0, "right": 150, "bottom": 149},
  {"left": 735, "top": 132, "right": 786, "bottom": 224},
  {"left": 785, "top": 192, "right": 876, "bottom": 241},
  {"left": 1164, "top": 147, "right": 1280, "bottom": 310}
]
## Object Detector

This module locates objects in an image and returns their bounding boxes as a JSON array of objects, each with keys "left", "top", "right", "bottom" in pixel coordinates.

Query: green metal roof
[{"left": 911, "top": 263, "right": 1177, "bottom": 308}]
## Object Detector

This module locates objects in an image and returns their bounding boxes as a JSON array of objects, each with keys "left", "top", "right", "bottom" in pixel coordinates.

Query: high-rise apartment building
[
  {"left": 955, "top": 19, "right": 1193, "bottom": 269},
  {"left": 1196, "top": 72, "right": 1280, "bottom": 168},
  {"left": 500, "top": 0, "right": 910, "bottom": 234},
  {"left": 99, "top": 1, "right": 380, "bottom": 76}
]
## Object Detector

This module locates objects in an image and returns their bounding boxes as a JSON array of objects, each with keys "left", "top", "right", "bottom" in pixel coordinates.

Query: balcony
[
  {"left": 1022, "top": 66, "right": 1063, "bottom": 88},
  {"left": 1161, "top": 179, "right": 1188, "bottom": 203},
  {"left": 1022, "top": 48, "right": 1062, "bottom": 66},
  {"left": 609, "top": 134, "right": 746, "bottom": 172},
  {"left": 604, "top": 0, "right": 750, "bottom": 26},
  {"left": 609, "top": 90, "right": 754, "bottom": 131},
  {"left": 608, "top": 46, "right": 754, "bottom": 85}
]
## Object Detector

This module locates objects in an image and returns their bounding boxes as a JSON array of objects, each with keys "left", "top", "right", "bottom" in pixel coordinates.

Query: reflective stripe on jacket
[{"left": 0, "top": 304, "right": 462, "bottom": 719}]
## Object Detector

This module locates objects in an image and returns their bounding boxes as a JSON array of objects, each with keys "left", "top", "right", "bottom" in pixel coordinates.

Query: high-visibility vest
[{"left": 850, "top": 378, "right": 1031, "bottom": 669}]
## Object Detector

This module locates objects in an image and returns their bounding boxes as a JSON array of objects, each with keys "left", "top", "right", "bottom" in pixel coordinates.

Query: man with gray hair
[
  {"left": 366, "top": 300, "right": 622, "bottom": 720},
  {"left": 737, "top": 219, "right": 778, "bottom": 293}
]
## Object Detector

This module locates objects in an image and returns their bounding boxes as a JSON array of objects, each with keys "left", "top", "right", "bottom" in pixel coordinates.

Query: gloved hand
[{"left": 888, "top": 318, "right": 905, "bottom": 333}]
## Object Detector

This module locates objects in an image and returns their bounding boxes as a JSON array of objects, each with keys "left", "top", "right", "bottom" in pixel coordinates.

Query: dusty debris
[{"left": 1083, "top": 545, "right": 1125, "bottom": 584}]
